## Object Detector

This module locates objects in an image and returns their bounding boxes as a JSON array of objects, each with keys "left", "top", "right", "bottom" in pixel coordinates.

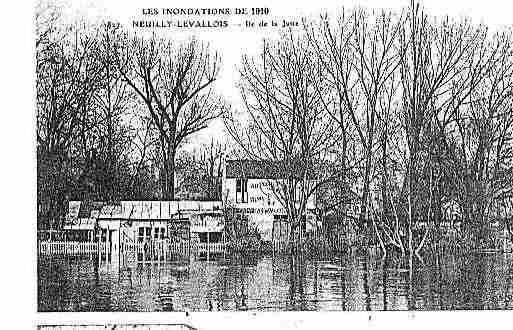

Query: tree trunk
[
  {"left": 408, "top": 147, "right": 417, "bottom": 258},
  {"left": 360, "top": 148, "right": 373, "bottom": 244},
  {"left": 340, "top": 132, "right": 348, "bottom": 222},
  {"left": 381, "top": 130, "right": 388, "bottom": 224},
  {"left": 167, "top": 153, "right": 175, "bottom": 200},
  {"left": 361, "top": 165, "right": 371, "bottom": 225}
]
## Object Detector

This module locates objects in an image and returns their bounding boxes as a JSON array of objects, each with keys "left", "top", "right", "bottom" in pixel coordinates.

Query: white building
[
  {"left": 58, "top": 160, "right": 319, "bottom": 248},
  {"left": 222, "top": 159, "right": 318, "bottom": 242},
  {"left": 63, "top": 200, "right": 224, "bottom": 252}
]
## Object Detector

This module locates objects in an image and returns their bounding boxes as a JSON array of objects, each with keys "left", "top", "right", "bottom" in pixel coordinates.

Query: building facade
[
  {"left": 222, "top": 160, "right": 318, "bottom": 242},
  {"left": 62, "top": 200, "right": 225, "bottom": 252}
]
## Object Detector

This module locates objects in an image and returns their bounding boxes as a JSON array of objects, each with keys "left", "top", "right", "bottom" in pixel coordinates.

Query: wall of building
[
  {"left": 223, "top": 177, "right": 317, "bottom": 241},
  {"left": 224, "top": 178, "right": 316, "bottom": 210}
]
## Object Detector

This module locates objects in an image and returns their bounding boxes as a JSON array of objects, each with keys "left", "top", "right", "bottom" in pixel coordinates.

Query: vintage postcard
[{"left": 24, "top": 0, "right": 513, "bottom": 327}]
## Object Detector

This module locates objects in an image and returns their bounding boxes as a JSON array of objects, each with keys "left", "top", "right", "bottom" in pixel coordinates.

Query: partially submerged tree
[
  {"left": 437, "top": 28, "right": 513, "bottom": 248},
  {"left": 306, "top": 9, "right": 402, "bottom": 251},
  {"left": 397, "top": 2, "right": 513, "bottom": 254},
  {"left": 225, "top": 31, "right": 341, "bottom": 249}
]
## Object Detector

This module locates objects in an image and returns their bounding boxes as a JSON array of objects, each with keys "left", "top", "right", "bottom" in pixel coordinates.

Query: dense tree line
[
  {"left": 225, "top": 1, "right": 513, "bottom": 255},
  {"left": 36, "top": 3, "right": 224, "bottom": 228},
  {"left": 36, "top": 1, "right": 513, "bottom": 257}
]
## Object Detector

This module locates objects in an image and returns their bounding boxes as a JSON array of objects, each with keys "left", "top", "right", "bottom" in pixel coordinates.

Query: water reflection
[{"left": 38, "top": 250, "right": 513, "bottom": 312}]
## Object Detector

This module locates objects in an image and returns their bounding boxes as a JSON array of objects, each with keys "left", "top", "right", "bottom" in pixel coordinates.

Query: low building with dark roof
[{"left": 57, "top": 200, "right": 225, "bottom": 253}]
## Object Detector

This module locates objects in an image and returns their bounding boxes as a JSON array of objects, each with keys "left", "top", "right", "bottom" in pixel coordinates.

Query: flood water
[{"left": 38, "top": 250, "right": 513, "bottom": 312}]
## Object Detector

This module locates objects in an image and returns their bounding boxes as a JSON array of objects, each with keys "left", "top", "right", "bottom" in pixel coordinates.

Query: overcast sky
[{"left": 48, "top": 0, "right": 513, "bottom": 152}]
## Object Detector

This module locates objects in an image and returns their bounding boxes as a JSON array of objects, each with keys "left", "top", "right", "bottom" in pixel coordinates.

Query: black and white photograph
[{"left": 18, "top": 0, "right": 513, "bottom": 326}]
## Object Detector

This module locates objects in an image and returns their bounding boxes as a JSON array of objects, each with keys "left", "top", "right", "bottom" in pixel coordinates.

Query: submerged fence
[
  {"left": 121, "top": 240, "right": 226, "bottom": 255},
  {"left": 38, "top": 241, "right": 107, "bottom": 255},
  {"left": 38, "top": 239, "right": 227, "bottom": 256},
  {"left": 37, "top": 225, "right": 513, "bottom": 256}
]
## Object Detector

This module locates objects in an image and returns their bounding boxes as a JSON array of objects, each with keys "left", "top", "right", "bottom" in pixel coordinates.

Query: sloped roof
[
  {"left": 225, "top": 159, "right": 316, "bottom": 179},
  {"left": 78, "top": 201, "right": 105, "bottom": 218},
  {"left": 98, "top": 200, "right": 222, "bottom": 220}
]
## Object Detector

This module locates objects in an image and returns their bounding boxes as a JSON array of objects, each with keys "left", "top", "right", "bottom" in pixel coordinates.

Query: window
[
  {"left": 273, "top": 215, "right": 289, "bottom": 242},
  {"left": 198, "top": 232, "right": 223, "bottom": 243},
  {"left": 154, "top": 227, "right": 159, "bottom": 239},
  {"left": 236, "top": 178, "right": 248, "bottom": 203},
  {"left": 160, "top": 227, "right": 166, "bottom": 239},
  {"left": 138, "top": 227, "right": 144, "bottom": 242}
]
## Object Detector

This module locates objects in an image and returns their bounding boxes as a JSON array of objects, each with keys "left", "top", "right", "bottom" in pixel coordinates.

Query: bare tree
[
  {"left": 36, "top": 25, "right": 102, "bottom": 156},
  {"left": 397, "top": 1, "right": 500, "bottom": 255},
  {"left": 304, "top": 13, "right": 357, "bottom": 228},
  {"left": 306, "top": 9, "right": 402, "bottom": 251},
  {"left": 124, "top": 113, "right": 158, "bottom": 199},
  {"left": 117, "top": 35, "right": 226, "bottom": 199},
  {"left": 225, "top": 31, "right": 340, "bottom": 250},
  {"left": 87, "top": 23, "right": 134, "bottom": 201},
  {"left": 174, "top": 140, "right": 224, "bottom": 200},
  {"left": 438, "top": 28, "right": 513, "bottom": 247},
  {"left": 200, "top": 139, "right": 225, "bottom": 200},
  {"left": 36, "top": 20, "right": 103, "bottom": 227}
]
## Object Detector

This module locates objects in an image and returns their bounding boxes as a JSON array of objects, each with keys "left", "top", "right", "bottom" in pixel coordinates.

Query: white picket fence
[
  {"left": 38, "top": 240, "right": 227, "bottom": 256},
  {"left": 196, "top": 242, "right": 226, "bottom": 253},
  {"left": 121, "top": 240, "right": 226, "bottom": 254},
  {"left": 38, "top": 241, "right": 107, "bottom": 255}
]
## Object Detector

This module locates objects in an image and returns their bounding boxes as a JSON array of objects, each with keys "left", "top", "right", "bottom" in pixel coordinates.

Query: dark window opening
[
  {"left": 236, "top": 178, "right": 248, "bottom": 203},
  {"left": 138, "top": 227, "right": 144, "bottom": 242},
  {"left": 198, "top": 232, "right": 223, "bottom": 243},
  {"left": 273, "top": 215, "right": 289, "bottom": 242},
  {"left": 62, "top": 230, "right": 93, "bottom": 242}
]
